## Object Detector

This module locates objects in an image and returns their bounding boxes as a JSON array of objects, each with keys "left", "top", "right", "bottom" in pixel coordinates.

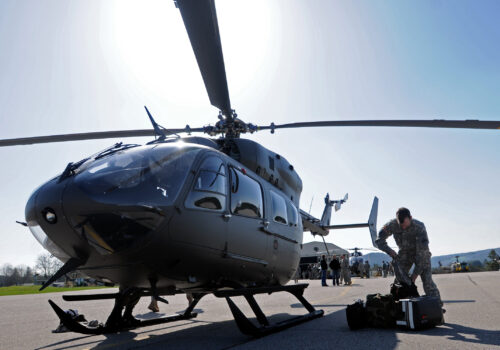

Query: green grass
[{"left": 0, "top": 285, "right": 112, "bottom": 296}]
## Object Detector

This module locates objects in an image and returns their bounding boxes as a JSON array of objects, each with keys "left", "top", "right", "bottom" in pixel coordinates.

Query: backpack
[
  {"left": 365, "top": 293, "right": 397, "bottom": 328},
  {"left": 345, "top": 300, "right": 367, "bottom": 330}
]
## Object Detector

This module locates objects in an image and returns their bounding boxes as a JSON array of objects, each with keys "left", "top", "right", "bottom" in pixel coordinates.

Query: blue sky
[{"left": 0, "top": 0, "right": 499, "bottom": 267}]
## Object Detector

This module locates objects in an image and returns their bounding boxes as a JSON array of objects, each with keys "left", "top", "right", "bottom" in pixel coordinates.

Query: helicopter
[
  {"left": 450, "top": 256, "right": 470, "bottom": 273},
  {"left": 346, "top": 247, "right": 378, "bottom": 277},
  {"left": 1, "top": 0, "right": 500, "bottom": 338}
]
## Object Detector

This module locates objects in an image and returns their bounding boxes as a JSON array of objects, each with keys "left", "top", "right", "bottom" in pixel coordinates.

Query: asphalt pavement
[{"left": 0, "top": 271, "right": 498, "bottom": 350}]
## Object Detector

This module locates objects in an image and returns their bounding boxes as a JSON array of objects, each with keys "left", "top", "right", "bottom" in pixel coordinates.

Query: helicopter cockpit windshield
[{"left": 75, "top": 143, "right": 201, "bottom": 207}]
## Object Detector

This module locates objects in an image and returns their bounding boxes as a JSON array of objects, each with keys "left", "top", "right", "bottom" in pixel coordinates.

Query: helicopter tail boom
[{"left": 301, "top": 196, "right": 378, "bottom": 238}]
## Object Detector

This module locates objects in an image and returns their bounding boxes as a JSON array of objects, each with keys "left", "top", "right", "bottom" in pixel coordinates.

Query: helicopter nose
[
  {"left": 61, "top": 174, "right": 168, "bottom": 255},
  {"left": 25, "top": 177, "right": 89, "bottom": 262}
]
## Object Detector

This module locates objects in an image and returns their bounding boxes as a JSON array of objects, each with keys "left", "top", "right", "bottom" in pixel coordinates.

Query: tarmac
[{"left": 0, "top": 271, "right": 498, "bottom": 350}]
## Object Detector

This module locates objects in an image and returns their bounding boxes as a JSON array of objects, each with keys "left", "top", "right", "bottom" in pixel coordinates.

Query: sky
[{"left": 0, "top": 0, "right": 499, "bottom": 267}]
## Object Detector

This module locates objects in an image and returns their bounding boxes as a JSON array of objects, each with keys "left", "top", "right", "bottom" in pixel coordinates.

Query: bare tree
[
  {"left": 1, "top": 263, "right": 13, "bottom": 276},
  {"left": 35, "top": 253, "right": 53, "bottom": 277}
]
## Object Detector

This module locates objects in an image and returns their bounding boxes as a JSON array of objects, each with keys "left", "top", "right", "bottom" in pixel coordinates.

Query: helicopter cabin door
[
  {"left": 169, "top": 155, "right": 228, "bottom": 257},
  {"left": 225, "top": 166, "right": 269, "bottom": 270}
]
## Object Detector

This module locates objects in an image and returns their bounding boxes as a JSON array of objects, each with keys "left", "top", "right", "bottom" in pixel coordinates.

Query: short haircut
[{"left": 396, "top": 207, "right": 411, "bottom": 223}]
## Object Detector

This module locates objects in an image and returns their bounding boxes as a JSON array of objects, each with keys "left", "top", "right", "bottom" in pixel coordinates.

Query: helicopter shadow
[
  {"left": 134, "top": 308, "right": 205, "bottom": 320},
  {"left": 290, "top": 303, "right": 347, "bottom": 308}
]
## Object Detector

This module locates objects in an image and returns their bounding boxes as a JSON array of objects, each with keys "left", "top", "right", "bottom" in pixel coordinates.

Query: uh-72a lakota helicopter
[{"left": 2, "top": 0, "right": 500, "bottom": 337}]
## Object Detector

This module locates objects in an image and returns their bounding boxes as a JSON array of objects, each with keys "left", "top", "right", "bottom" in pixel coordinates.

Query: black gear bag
[{"left": 396, "top": 296, "right": 444, "bottom": 330}]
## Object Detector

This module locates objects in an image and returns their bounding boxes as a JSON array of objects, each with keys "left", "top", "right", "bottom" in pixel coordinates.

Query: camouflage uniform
[
  {"left": 375, "top": 219, "right": 442, "bottom": 305},
  {"left": 358, "top": 260, "right": 365, "bottom": 277},
  {"left": 341, "top": 255, "right": 351, "bottom": 285}
]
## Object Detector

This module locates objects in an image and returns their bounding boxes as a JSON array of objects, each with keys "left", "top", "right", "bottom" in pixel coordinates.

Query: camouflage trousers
[
  {"left": 396, "top": 255, "right": 442, "bottom": 306},
  {"left": 341, "top": 268, "right": 351, "bottom": 284}
]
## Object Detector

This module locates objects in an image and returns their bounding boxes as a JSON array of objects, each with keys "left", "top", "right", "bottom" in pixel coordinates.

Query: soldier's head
[{"left": 396, "top": 207, "right": 412, "bottom": 229}]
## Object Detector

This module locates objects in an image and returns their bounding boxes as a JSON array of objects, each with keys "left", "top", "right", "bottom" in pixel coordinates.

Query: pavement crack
[{"left": 467, "top": 275, "right": 478, "bottom": 286}]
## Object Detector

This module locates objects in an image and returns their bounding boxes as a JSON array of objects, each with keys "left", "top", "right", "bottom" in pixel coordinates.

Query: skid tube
[
  {"left": 48, "top": 288, "right": 205, "bottom": 335},
  {"left": 213, "top": 283, "right": 324, "bottom": 337}
]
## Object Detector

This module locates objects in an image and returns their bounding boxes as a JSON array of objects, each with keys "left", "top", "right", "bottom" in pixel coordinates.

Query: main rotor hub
[{"left": 203, "top": 110, "right": 258, "bottom": 138}]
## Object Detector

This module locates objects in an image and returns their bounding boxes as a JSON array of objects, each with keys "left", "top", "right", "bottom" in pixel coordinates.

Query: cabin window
[
  {"left": 270, "top": 190, "right": 288, "bottom": 225},
  {"left": 229, "top": 167, "right": 263, "bottom": 218},
  {"left": 287, "top": 201, "right": 299, "bottom": 226},
  {"left": 185, "top": 156, "right": 226, "bottom": 211}
]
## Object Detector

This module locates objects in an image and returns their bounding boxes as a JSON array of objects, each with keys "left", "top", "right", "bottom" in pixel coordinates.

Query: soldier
[
  {"left": 320, "top": 255, "right": 328, "bottom": 286},
  {"left": 358, "top": 259, "right": 365, "bottom": 278},
  {"left": 364, "top": 260, "right": 370, "bottom": 278},
  {"left": 341, "top": 254, "right": 352, "bottom": 285},
  {"left": 375, "top": 207, "right": 442, "bottom": 306},
  {"left": 382, "top": 261, "right": 388, "bottom": 278}
]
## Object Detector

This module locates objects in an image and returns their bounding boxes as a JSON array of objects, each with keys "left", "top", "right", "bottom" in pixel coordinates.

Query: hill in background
[{"left": 361, "top": 247, "right": 500, "bottom": 268}]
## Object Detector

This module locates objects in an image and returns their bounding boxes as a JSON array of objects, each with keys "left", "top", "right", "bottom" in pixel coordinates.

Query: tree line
[{"left": 0, "top": 253, "right": 63, "bottom": 287}]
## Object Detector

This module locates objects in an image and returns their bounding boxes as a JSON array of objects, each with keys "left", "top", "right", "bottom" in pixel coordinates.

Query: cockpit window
[
  {"left": 270, "top": 190, "right": 288, "bottom": 225},
  {"left": 76, "top": 143, "right": 200, "bottom": 207},
  {"left": 229, "top": 167, "right": 263, "bottom": 218},
  {"left": 199, "top": 156, "right": 226, "bottom": 175},
  {"left": 185, "top": 156, "right": 227, "bottom": 211}
]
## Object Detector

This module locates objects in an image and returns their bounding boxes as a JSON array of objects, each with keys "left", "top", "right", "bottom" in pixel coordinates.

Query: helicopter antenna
[
  {"left": 321, "top": 236, "right": 331, "bottom": 258},
  {"left": 308, "top": 196, "right": 314, "bottom": 214},
  {"left": 144, "top": 106, "right": 167, "bottom": 140}
]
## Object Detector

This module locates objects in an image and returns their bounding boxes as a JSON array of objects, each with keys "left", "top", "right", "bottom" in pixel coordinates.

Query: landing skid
[
  {"left": 48, "top": 289, "right": 204, "bottom": 335},
  {"left": 48, "top": 283, "right": 322, "bottom": 337},
  {"left": 214, "top": 283, "right": 323, "bottom": 337}
]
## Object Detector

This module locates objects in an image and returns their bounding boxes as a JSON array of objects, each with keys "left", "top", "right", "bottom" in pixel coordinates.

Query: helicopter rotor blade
[
  {"left": 176, "top": 0, "right": 232, "bottom": 118},
  {"left": 260, "top": 119, "right": 500, "bottom": 133},
  {"left": 0, "top": 127, "right": 205, "bottom": 147}
]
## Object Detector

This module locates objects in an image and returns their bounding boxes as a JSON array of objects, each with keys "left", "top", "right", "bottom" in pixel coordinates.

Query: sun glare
[{"left": 105, "top": 0, "right": 274, "bottom": 110}]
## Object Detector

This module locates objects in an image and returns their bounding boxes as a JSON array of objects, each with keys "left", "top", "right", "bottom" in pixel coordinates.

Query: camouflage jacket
[
  {"left": 375, "top": 218, "right": 431, "bottom": 276},
  {"left": 341, "top": 257, "right": 350, "bottom": 269}
]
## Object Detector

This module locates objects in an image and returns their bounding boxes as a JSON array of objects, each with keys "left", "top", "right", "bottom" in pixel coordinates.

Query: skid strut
[{"left": 214, "top": 283, "right": 323, "bottom": 337}]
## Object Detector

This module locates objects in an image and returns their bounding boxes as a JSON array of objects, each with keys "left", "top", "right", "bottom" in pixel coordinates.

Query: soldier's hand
[
  {"left": 389, "top": 251, "right": 397, "bottom": 259},
  {"left": 411, "top": 274, "right": 418, "bottom": 283}
]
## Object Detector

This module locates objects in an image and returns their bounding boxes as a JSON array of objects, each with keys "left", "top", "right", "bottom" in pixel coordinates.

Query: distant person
[
  {"left": 294, "top": 265, "right": 301, "bottom": 283},
  {"left": 375, "top": 207, "right": 442, "bottom": 306},
  {"left": 382, "top": 261, "right": 388, "bottom": 278},
  {"left": 388, "top": 261, "right": 394, "bottom": 276},
  {"left": 358, "top": 259, "right": 365, "bottom": 278},
  {"left": 320, "top": 255, "right": 328, "bottom": 286},
  {"left": 341, "top": 254, "right": 352, "bottom": 285},
  {"left": 364, "top": 260, "right": 370, "bottom": 278},
  {"left": 329, "top": 256, "right": 341, "bottom": 286}
]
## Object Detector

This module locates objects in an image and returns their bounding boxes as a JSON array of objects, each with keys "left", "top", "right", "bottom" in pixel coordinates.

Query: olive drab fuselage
[{"left": 25, "top": 138, "right": 304, "bottom": 294}]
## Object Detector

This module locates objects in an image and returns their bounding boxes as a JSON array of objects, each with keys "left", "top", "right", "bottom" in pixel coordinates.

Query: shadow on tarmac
[
  {"left": 34, "top": 306, "right": 500, "bottom": 350},
  {"left": 421, "top": 323, "right": 500, "bottom": 347}
]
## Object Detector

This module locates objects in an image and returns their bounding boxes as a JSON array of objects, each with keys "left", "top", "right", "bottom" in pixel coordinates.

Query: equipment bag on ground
[
  {"left": 396, "top": 296, "right": 444, "bottom": 330},
  {"left": 346, "top": 293, "right": 397, "bottom": 330}
]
